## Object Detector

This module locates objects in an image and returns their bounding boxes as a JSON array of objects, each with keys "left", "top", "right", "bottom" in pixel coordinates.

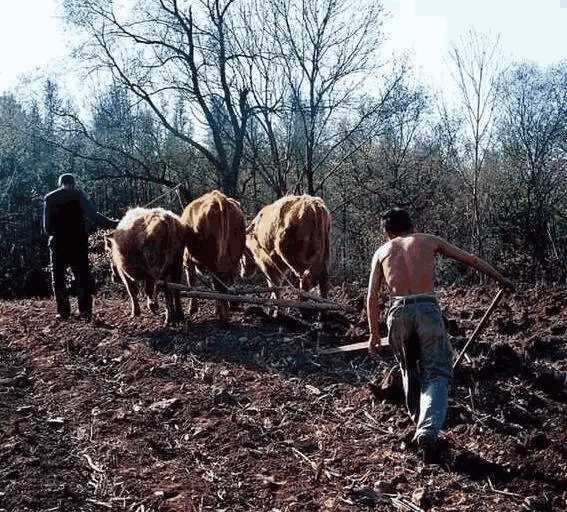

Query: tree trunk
[{"left": 221, "top": 168, "right": 239, "bottom": 199}]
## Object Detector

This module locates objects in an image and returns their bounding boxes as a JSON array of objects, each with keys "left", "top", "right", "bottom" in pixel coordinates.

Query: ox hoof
[
  {"left": 188, "top": 301, "right": 198, "bottom": 315},
  {"left": 131, "top": 309, "right": 141, "bottom": 318},
  {"left": 147, "top": 301, "right": 159, "bottom": 314},
  {"left": 215, "top": 308, "right": 228, "bottom": 323}
]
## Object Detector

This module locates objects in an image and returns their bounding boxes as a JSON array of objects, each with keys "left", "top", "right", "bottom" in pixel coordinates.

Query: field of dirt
[{"left": 0, "top": 285, "right": 566, "bottom": 511}]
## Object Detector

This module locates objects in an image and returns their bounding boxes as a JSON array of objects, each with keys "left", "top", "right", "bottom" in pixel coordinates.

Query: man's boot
[
  {"left": 54, "top": 289, "right": 71, "bottom": 320},
  {"left": 77, "top": 287, "right": 93, "bottom": 322},
  {"left": 415, "top": 434, "right": 439, "bottom": 464}
]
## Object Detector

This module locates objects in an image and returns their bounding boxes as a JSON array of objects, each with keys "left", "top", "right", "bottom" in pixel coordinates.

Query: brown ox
[
  {"left": 181, "top": 190, "right": 246, "bottom": 320},
  {"left": 240, "top": 195, "right": 330, "bottom": 315},
  {"left": 106, "top": 207, "right": 186, "bottom": 325}
]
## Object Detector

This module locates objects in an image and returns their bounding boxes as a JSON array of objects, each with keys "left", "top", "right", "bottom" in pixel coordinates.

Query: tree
[
  {"left": 448, "top": 29, "right": 502, "bottom": 256},
  {"left": 64, "top": 0, "right": 257, "bottom": 198},
  {"left": 498, "top": 62, "right": 567, "bottom": 278},
  {"left": 265, "top": 0, "right": 386, "bottom": 195}
]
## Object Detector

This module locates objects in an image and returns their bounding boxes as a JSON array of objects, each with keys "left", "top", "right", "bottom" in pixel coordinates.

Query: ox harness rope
[{"left": 143, "top": 183, "right": 184, "bottom": 210}]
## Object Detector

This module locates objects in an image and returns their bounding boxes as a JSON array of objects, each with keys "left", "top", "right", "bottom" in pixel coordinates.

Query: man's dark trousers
[{"left": 49, "top": 236, "right": 92, "bottom": 318}]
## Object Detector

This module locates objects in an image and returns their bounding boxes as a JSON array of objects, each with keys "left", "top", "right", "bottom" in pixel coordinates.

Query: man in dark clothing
[{"left": 43, "top": 174, "right": 118, "bottom": 320}]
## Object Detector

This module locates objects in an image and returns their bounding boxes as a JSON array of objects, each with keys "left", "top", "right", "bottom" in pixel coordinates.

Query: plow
[
  {"left": 161, "top": 280, "right": 507, "bottom": 371},
  {"left": 158, "top": 280, "right": 357, "bottom": 314},
  {"left": 318, "top": 289, "right": 507, "bottom": 371}
]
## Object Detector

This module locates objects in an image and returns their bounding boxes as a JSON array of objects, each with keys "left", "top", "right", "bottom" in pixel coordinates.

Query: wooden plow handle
[{"left": 453, "top": 289, "right": 506, "bottom": 370}]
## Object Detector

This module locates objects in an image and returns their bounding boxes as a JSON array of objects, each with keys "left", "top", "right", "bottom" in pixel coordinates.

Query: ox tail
[
  {"left": 319, "top": 202, "right": 331, "bottom": 271},
  {"left": 276, "top": 200, "right": 331, "bottom": 284},
  {"left": 215, "top": 197, "right": 230, "bottom": 268},
  {"left": 306, "top": 200, "right": 331, "bottom": 266},
  {"left": 142, "top": 245, "right": 167, "bottom": 282}
]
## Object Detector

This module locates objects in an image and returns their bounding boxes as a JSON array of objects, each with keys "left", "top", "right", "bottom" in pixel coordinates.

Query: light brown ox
[
  {"left": 106, "top": 207, "right": 187, "bottom": 325},
  {"left": 240, "top": 195, "right": 331, "bottom": 315},
  {"left": 181, "top": 190, "right": 246, "bottom": 320}
]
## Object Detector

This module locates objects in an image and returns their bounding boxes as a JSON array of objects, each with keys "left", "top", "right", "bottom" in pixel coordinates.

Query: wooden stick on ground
[
  {"left": 180, "top": 284, "right": 290, "bottom": 296},
  {"left": 157, "top": 281, "right": 357, "bottom": 313},
  {"left": 318, "top": 338, "right": 389, "bottom": 354}
]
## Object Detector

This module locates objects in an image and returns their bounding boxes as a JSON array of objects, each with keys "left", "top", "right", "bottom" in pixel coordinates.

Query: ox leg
[
  {"left": 264, "top": 266, "right": 282, "bottom": 318},
  {"left": 317, "top": 270, "right": 330, "bottom": 327},
  {"left": 110, "top": 261, "right": 118, "bottom": 283},
  {"left": 185, "top": 263, "right": 198, "bottom": 316},
  {"left": 222, "top": 273, "right": 238, "bottom": 312},
  {"left": 163, "top": 284, "right": 175, "bottom": 326},
  {"left": 145, "top": 280, "right": 158, "bottom": 314},
  {"left": 318, "top": 269, "right": 329, "bottom": 299},
  {"left": 119, "top": 271, "right": 140, "bottom": 318},
  {"left": 299, "top": 272, "right": 313, "bottom": 294},
  {"left": 299, "top": 272, "right": 314, "bottom": 321},
  {"left": 172, "top": 264, "right": 185, "bottom": 323},
  {"left": 213, "top": 278, "right": 228, "bottom": 322}
]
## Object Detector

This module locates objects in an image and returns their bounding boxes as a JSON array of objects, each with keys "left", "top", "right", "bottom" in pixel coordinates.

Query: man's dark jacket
[{"left": 43, "top": 187, "right": 117, "bottom": 240}]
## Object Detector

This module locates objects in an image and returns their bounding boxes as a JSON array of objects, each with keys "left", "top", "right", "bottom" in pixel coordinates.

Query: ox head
[
  {"left": 240, "top": 225, "right": 258, "bottom": 279},
  {"left": 104, "top": 231, "right": 119, "bottom": 283}
]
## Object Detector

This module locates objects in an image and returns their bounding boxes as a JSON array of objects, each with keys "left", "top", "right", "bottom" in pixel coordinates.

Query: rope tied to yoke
[{"left": 143, "top": 183, "right": 185, "bottom": 210}]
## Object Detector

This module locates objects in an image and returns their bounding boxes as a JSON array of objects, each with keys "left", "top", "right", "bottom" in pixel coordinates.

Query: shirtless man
[{"left": 367, "top": 208, "right": 512, "bottom": 457}]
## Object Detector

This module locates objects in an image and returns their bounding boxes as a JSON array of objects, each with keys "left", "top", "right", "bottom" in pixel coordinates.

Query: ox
[
  {"left": 240, "top": 195, "right": 331, "bottom": 316},
  {"left": 106, "top": 207, "right": 186, "bottom": 325},
  {"left": 181, "top": 190, "right": 246, "bottom": 320}
]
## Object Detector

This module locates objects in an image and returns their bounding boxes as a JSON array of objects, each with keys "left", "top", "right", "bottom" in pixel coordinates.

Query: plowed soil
[{"left": 0, "top": 285, "right": 566, "bottom": 511}]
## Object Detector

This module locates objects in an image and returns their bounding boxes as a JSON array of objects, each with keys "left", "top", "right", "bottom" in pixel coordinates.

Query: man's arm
[
  {"left": 433, "top": 236, "right": 513, "bottom": 289},
  {"left": 367, "top": 250, "right": 384, "bottom": 353},
  {"left": 43, "top": 199, "right": 52, "bottom": 236},
  {"left": 79, "top": 191, "right": 119, "bottom": 230}
]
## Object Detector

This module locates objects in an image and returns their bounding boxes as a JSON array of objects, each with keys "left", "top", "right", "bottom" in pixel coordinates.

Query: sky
[
  {"left": 0, "top": 1, "right": 68, "bottom": 93},
  {"left": 0, "top": 0, "right": 566, "bottom": 96},
  {"left": 381, "top": 0, "right": 567, "bottom": 88}
]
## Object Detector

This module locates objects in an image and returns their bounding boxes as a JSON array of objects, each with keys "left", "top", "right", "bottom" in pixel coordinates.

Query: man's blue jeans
[{"left": 386, "top": 294, "right": 454, "bottom": 441}]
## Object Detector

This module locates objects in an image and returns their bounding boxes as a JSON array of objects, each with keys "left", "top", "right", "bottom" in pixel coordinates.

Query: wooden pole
[
  {"left": 158, "top": 281, "right": 357, "bottom": 313},
  {"left": 453, "top": 288, "right": 505, "bottom": 369},
  {"left": 318, "top": 338, "right": 389, "bottom": 355}
]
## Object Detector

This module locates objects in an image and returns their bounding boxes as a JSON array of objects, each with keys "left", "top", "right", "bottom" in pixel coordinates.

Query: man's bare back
[
  {"left": 373, "top": 233, "right": 509, "bottom": 296},
  {"left": 367, "top": 231, "right": 512, "bottom": 348}
]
